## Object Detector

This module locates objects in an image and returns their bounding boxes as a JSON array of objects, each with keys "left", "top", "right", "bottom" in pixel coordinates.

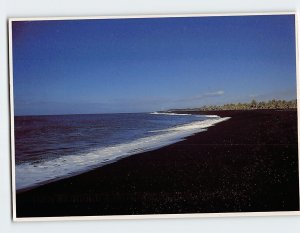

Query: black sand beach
[{"left": 16, "top": 110, "right": 299, "bottom": 217}]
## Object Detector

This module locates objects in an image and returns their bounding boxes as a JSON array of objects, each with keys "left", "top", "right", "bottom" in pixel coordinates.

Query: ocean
[{"left": 14, "top": 112, "right": 229, "bottom": 191}]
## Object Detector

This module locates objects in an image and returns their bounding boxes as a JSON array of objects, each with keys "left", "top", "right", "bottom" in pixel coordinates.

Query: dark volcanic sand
[{"left": 16, "top": 110, "right": 299, "bottom": 217}]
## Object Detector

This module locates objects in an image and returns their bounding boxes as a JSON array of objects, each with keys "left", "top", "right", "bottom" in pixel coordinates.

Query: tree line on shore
[{"left": 168, "top": 99, "right": 297, "bottom": 112}]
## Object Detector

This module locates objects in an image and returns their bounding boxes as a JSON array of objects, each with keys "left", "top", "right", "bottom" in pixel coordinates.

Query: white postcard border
[{"left": 8, "top": 11, "right": 300, "bottom": 222}]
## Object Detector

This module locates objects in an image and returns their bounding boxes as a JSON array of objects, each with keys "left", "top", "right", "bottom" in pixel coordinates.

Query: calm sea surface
[{"left": 14, "top": 112, "right": 229, "bottom": 191}]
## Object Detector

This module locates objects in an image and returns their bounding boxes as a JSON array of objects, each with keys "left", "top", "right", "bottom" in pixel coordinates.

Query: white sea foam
[
  {"left": 15, "top": 116, "right": 230, "bottom": 192},
  {"left": 150, "top": 112, "right": 220, "bottom": 118},
  {"left": 200, "top": 115, "right": 220, "bottom": 118},
  {"left": 150, "top": 117, "right": 229, "bottom": 132}
]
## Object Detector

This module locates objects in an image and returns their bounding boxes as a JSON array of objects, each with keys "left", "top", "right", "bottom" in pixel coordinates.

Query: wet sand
[{"left": 16, "top": 109, "right": 299, "bottom": 217}]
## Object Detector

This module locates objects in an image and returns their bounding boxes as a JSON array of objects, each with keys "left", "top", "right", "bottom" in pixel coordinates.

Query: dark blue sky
[{"left": 12, "top": 15, "right": 296, "bottom": 115}]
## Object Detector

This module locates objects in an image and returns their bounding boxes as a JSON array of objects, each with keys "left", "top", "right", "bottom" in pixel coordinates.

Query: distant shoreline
[{"left": 164, "top": 99, "right": 297, "bottom": 113}]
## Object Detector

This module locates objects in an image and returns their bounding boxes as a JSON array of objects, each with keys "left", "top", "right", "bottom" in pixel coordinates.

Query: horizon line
[{"left": 14, "top": 98, "right": 297, "bottom": 117}]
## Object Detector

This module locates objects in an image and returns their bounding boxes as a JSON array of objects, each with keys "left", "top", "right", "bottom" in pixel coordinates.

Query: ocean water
[{"left": 14, "top": 112, "right": 230, "bottom": 191}]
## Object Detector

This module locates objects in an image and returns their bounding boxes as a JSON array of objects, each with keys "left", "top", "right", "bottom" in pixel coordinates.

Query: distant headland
[{"left": 165, "top": 99, "right": 297, "bottom": 112}]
